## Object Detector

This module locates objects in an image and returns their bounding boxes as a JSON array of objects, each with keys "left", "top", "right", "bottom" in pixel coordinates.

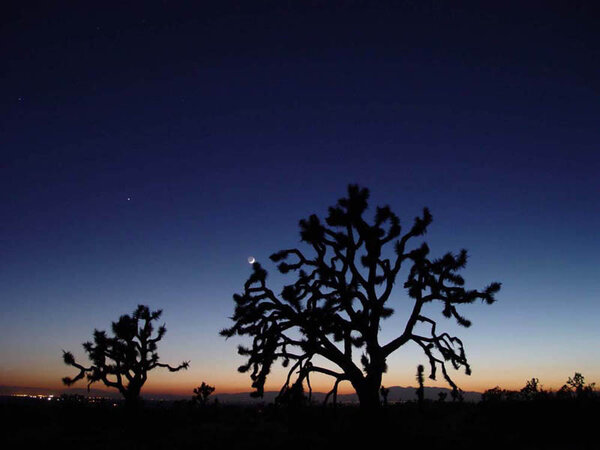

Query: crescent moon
[{"left": 248, "top": 256, "right": 256, "bottom": 264}]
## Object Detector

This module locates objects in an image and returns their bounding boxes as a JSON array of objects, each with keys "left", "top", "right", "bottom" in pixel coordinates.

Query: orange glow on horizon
[
  {"left": 3, "top": 364, "right": 595, "bottom": 397},
  {"left": 2, "top": 374, "right": 583, "bottom": 396}
]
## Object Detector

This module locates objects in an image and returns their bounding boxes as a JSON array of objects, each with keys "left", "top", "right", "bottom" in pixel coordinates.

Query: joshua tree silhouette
[
  {"left": 380, "top": 386, "right": 390, "bottom": 406},
  {"left": 193, "top": 382, "right": 216, "bottom": 406},
  {"left": 416, "top": 364, "right": 425, "bottom": 406},
  {"left": 221, "top": 185, "right": 500, "bottom": 409},
  {"left": 62, "top": 305, "right": 189, "bottom": 408}
]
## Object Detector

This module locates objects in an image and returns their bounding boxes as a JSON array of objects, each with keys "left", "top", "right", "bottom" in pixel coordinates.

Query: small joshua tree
[
  {"left": 380, "top": 386, "right": 390, "bottom": 406},
  {"left": 193, "top": 382, "right": 216, "bottom": 406},
  {"left": 62, "top": 305, "right": 189, "bottom": 408},
  {"left": 416, "top": 364, "right": 425, "bottom": 406}
]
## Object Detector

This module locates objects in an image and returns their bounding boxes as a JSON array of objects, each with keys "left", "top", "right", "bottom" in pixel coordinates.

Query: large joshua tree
[
  {"left": 221, "top": 185, "right": 500, "bottom": 409},
  {"left": 62, "top": 305, "right": 189, "bottom": 408}
]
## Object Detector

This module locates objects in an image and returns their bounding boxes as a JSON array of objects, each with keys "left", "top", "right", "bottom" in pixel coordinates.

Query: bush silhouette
[
  {"left": 221, "top": 185, "right": 500, "bottom": 409},
  {"left": 62, "top": 304, "right": 189, "bottom": 409},
  {"left": 562, "top": 372, "right": 596, "bottom": 400},
  {"left": 483, "top": 373, "right": 598, "bottom": 403},
  {"left": 520, "top": 377, "right": 542, "bottom": 400},
  {"left": 276, "top": 379, "right": 308, "bottom": 408}
]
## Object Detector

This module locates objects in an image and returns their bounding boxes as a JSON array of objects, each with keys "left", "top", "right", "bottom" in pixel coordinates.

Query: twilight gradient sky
[{"left": 1, "top": 2, "right": 599, "bottom": 395}]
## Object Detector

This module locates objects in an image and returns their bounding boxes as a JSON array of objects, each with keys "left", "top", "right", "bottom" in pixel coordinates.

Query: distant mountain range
[
  {"left": 213, "top": 386, "right": 481, "bottom": 404},
  {"left": 0, "top": 385, "right": 481, "bottom": 403}
]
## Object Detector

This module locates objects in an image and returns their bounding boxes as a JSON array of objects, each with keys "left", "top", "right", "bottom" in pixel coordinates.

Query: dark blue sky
[{"left": 1, "top": 1, "right": 599, "bottom": 392}]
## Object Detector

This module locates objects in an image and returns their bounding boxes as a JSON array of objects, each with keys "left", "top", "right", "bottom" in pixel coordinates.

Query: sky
[{"left": 1, "top": 1, "right": 599, "bottom": 396}]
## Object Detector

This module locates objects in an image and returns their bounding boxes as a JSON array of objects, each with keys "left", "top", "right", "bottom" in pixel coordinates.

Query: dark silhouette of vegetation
[
  {"left": 6, "top": 376, "right": 599, "bottom": 450},
  {"left": 482, "top": 373, "right": 597, "bottom": 403},
  {"left": 416, "top": 364, "right": 425, "bottom": 406},
  {"left": 451, "top": 388, "right": 464, "bottom": 403},
  {"left": 564, "top": 372, "right": 596, "bottom": 399},
  {"left": 519, "top": 377, "right": 541, "bottom": 400},
  {"left": 481, "top": 386, "right": 518, "bottom": 402},
  {"left": 61, "top": 304, "right": 189, "bottom": 409},
  {"left": 276, "top": 379, "right": 308, "bottom": 408},
  {"left": 221, "top": 185, "right": 501, "bottom": 409},
  {"left": 192, "top": 382, "right": 216, "bottom": 406},
  {"left": 380, "top": 386, "right": 390, "bottom": 406}
]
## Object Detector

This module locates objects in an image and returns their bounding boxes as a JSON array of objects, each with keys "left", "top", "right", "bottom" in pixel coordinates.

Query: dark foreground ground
[{"left": 1, "top": 397, "right": 598, "bottom": 450}]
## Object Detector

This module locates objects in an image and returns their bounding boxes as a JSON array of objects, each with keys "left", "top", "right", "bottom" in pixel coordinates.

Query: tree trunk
[
  {"left": 122, "top": 387, "right": 143, "bottom": 436},
  {"left": 124, "top": 387, "right": 141, "bottom": 412},
  {"left": 354, "top": 377, "right": 382, "bottom": 410}
]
